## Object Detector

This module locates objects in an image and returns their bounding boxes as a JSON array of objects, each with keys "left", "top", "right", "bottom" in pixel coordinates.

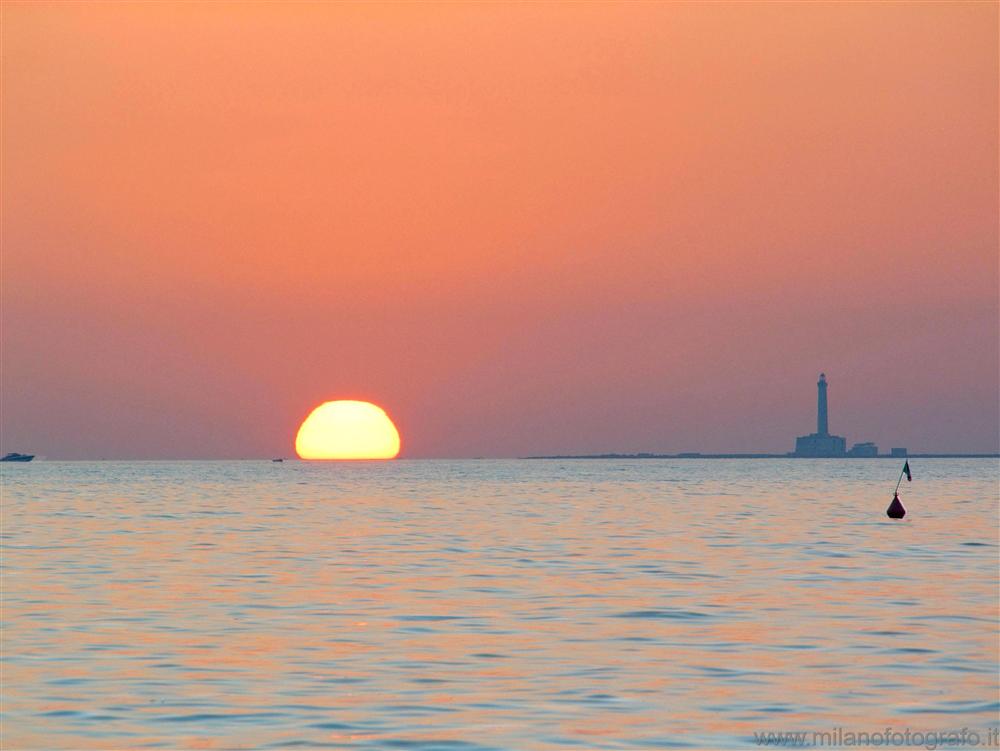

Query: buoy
[{"left": 886, "top": 461, "right": 912, "bottom": 519}]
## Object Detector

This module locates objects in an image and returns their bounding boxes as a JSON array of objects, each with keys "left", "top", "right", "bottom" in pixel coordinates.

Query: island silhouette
[{"left": 526, "top": 374, "right": 998, "bottom": 459}]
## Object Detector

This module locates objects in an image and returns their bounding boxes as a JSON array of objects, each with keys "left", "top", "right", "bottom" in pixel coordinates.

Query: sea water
[{"left": 2, "top": 459, "right": 998, "bottom": 750}]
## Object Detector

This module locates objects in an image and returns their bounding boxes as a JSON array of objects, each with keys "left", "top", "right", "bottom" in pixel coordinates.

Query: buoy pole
[{"left": 893, "top": 465, "right": 907, "bottom": 496}]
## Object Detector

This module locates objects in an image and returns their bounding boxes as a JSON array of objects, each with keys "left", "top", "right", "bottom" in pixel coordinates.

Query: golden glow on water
[
  {"left": 1, "top": 460, "right": 997, "bottom": 749},
  {"left": 295, "top": 400, "right": 400, "bottom": 460}
]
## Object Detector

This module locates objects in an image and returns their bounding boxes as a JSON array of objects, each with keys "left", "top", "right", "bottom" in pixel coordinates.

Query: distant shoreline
[
  {"left": 522, "top": 453, "right": 1000, "bottom": 460},
  {"left": 4, "top": 455, "right": 998, "bottom": 462}
]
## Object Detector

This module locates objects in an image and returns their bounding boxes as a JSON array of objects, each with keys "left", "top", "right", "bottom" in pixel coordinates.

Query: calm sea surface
[{"left": 2, "top": 459, "right": 998, "bottom": 750}]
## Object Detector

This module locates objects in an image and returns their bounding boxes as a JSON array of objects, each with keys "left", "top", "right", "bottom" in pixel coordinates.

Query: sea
[{"left": 2, "top": 459, "right": 998, "bottom": 750}]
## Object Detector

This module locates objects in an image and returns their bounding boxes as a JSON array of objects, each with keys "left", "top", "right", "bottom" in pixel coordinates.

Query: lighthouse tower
[
  {"left": 794, "top": 373, "right": 847, "bottom": 457},
  {"left": 817, "top": 373, "right": 829, "bottom": 436}
]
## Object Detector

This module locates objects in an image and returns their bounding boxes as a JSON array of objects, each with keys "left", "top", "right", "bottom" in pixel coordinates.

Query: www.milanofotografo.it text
[{"left": 752, "top": 726, "right": 1000, "bottom": 748}]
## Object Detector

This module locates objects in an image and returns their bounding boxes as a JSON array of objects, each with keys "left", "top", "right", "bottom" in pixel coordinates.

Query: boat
[
  {"left": 272, "top": 458, "right": 284, "bottom": 463},
  {"left": 1, "top": 453, "right": 34, "bottom": 462}
]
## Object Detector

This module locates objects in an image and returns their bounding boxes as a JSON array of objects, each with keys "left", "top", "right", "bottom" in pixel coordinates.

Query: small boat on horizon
[
  {"left": 272, "top": 458, "right": 284, "bottom": 462},
  {"left": 1, "top": 453, "right": 34, "bottom": 462}
]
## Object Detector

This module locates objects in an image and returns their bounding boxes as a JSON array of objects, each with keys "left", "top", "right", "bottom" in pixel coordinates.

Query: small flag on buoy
[{"left": 886, "top": 461, "right": 912, "bottom": 519}]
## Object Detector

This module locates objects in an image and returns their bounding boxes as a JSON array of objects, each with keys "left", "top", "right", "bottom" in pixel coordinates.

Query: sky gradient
[{"left": 2, "top": 2, "right": 998, "bottom": 459}]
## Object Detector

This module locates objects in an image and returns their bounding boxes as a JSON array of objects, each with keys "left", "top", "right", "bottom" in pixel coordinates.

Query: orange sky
[{"left": 2, "top": 2, "right": 997, "bottom": 458}]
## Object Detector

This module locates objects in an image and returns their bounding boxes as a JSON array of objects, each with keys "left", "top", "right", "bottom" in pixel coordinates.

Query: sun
[{"left": 295, "top": 400, "right": 401, "bottom": 460}]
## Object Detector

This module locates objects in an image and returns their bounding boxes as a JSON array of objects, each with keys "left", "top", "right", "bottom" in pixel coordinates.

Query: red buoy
[{"left": 887, "top": 492, "right": 906, "bottom": 519}]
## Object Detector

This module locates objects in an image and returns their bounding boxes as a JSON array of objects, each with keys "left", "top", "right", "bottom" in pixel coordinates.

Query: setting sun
[{"left": 295, "top": 400, "right": 401, "bottom": 460}]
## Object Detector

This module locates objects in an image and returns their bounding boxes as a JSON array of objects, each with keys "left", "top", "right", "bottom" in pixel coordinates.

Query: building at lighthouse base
[{"left": 795, "top": 433, "right": 847, "bottom": 457}]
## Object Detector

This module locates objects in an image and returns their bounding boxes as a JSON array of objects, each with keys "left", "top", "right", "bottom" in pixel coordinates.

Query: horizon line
[{"left": 4, "top": 453, "right": 999, "bottom": 462}]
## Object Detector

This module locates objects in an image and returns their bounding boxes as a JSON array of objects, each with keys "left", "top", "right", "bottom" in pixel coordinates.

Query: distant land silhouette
[
  {"left": 527, "top": 374, "right": 1000, "bottom": 459},
  {"left": 524, "top": 453, "right": 1000, "bottom": 459}
]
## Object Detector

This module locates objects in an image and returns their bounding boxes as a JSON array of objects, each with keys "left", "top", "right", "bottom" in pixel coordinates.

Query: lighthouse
[
  {"left": 817, "top": 373, "right": 829, "bottom": 436},
  {"left": 794, "top": 373, "right": 847, "bottom": 457}
]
